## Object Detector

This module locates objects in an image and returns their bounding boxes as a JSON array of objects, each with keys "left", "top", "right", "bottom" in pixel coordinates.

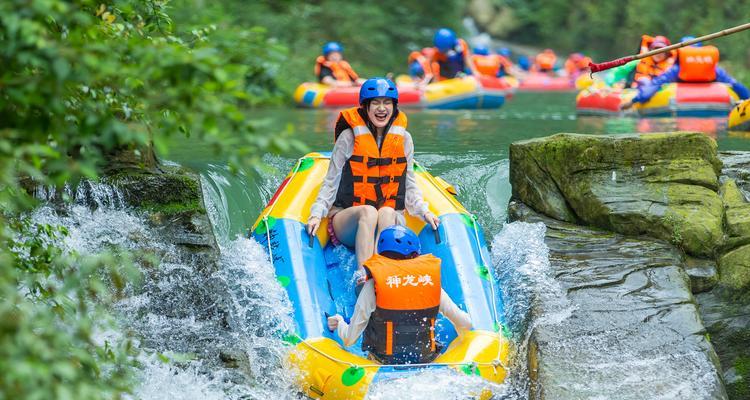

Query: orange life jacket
[
  {"left": 678, "top": 45, "right": 719, "bottom": 82},
  {"left": 536, "top": 52, "right": 557, "bottom": 70},
  {"left": 362, "top": 253, "right": 442, "bottom": 362},
  {"left": 633, "top": 56, "right": 674, "bottom": 85},
  {"left": 408, "top": 51, "right": 438, "bottom": 80},
  {"left": 314, "top": 56, "right": 359, "bottom": 83},
  {"left": 333, "top": 107, "right": 408, "bottom": 210},
  {"left": 471, "top": 54, "right": 502, "bottom": 77},
  {"left": 565, "top": 56, "right": 592, "bottom": 75}
]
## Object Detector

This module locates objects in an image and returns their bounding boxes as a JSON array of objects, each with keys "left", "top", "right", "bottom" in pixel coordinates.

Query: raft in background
[
  {"left": 251, "top": 153, "right": 510, "bottom": 400},
  {"left": 517, "top": 72, "right": 576, "bottom": 91},
  {"left": 294, "top": 76, "right": 514, "bottom": 110},
  {"left": 576, "top": 82, "right": 739, "bottom": 117},
  {"left": 729, "top": 99, "right": 750, "bottom": 131}
]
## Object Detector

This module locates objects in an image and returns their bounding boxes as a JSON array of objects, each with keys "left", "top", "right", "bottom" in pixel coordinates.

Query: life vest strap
[{"left": 349, "top": 155, "right": 407, "bottom": 167}]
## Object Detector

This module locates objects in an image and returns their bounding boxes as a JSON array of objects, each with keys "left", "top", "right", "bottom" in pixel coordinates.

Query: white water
[{"left": 28, "top": 155, "right": 561, "bottom": 399}]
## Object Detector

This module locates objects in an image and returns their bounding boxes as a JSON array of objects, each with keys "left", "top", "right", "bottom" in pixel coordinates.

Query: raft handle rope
[{"left": 261, "top": 156, "right": 508, "bottom": 373}]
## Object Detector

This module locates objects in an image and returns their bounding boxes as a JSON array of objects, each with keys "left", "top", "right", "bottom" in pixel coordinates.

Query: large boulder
[{"left": 509, "top": 132, "right": 724, "bottom": 257}]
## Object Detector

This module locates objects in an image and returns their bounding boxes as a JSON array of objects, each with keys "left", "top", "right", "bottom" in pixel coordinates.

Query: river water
[{"left": 34, "top": 92, "right": 750, "bottom": 399}]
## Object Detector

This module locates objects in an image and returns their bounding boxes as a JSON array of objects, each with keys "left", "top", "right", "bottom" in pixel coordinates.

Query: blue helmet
[
  {"left": 434, "top": 28, "right": 457, "bottom": 52},
  {"left": 359, "top": 77, "right": 398, "bottom": 105},
  {"left": 680, "top": 35, "right": 702, "bottom": 47},
  {"left": 498, "top": 47, "right": 511, "bottom": 57},
  {"left": 323, "top": 41, "right": 343, "bottom": 56},
  {"left": 409, "top": 60, "right": 425, "bottom": 77},
  {"left": 377, "top": 225, "right": 421, "bottom": 257},
  {"left": 473, "top": 45, "right": 489, "bottom": 56}
]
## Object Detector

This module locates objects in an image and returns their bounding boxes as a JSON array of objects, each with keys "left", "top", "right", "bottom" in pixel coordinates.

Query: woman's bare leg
[
  {"left": 375, "top": 207, "right": 398, "bottom": 245},
  {"left": 332, "top": 205, "right": 378, "bottom": 268}
]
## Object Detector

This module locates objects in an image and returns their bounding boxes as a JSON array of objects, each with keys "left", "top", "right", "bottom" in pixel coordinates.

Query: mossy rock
[
  {"left": 719, "top": 244, "right": 750, "bottom": 290},
  {"left": 509, "top": 132, "right": 723, "bottom": 257},
  {"left": 106, "top": 166, "right": 204, "bottom": 215}
]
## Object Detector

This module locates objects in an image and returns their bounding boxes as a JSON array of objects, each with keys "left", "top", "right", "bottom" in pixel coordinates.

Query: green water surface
[{"left": 166, "top": 92, "right": 750, "bottom": 240}]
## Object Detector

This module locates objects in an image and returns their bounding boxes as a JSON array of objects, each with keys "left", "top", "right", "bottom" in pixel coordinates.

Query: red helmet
[{"left": 650, "top": 36, "right": 671, "bottom": 49}]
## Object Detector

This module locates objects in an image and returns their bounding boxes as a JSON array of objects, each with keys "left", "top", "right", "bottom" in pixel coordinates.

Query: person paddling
[
  {"left": 306, "top": 78, "right": 440, "bottom": 276},
  {"left": 327, "top": 225, "right": 472, "bottom": 364}
]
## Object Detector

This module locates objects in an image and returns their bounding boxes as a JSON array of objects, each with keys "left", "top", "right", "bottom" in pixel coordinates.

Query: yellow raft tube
[
  {"left": 729, "top": 99, "right": 750, "bottom": 132},
  {"left": 251, "top": 153, "right": 511, "bottom": 399}
]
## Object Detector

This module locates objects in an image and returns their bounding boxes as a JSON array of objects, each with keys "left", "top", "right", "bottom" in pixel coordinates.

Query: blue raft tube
[{"left": 251, "top": 153, "right": 511, "bottom": 399}]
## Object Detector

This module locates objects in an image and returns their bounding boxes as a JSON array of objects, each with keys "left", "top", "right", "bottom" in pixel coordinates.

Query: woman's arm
[
  {"left": 403, "top": 131, "right": 429, "bottom": 216},
  {"left": 438, "top": 289, "right": 472, "bottom": 335},
  {"left": 329, "top": 280, "right": 376, "bottom": 347},
  {"left": 309, "top": 130, "right": 353, "bottom": 219}
]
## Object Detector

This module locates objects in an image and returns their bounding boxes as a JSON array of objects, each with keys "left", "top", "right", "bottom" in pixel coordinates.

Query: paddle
[{"left": 589, "top": 22, "right": 750, "bottom": 74}]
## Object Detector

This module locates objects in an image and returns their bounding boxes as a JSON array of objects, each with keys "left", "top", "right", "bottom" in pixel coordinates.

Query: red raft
[
  {"left": 294, "top": 83, "right": 422, "bottom": 108},
  {"left": 518, "top": 72, "right": 575, "bottom": 91},
  {"left": 576, "top": 82, "right": 739, "bottom": 117}
]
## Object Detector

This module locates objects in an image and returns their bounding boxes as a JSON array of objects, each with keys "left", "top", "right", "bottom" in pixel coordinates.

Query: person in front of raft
[
  {"left": 327, "top": 225, "right": 472, "bottom": 364},
  {"left": 306, "top": 78, "right": 440, "bottom": 277},
  {"left": 315, "top": 41, "right": 365, "bottom": 87},
  {"left": 622, "top": 41, "right": 750, "bottom": 109}
]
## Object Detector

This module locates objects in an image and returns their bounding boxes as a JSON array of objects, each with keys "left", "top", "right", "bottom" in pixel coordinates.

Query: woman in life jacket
[
  {"left": 315, "top": 41, "right": 365, "bottom": 87},
  {"left": 622, "top": 42, "right": 750, "bottom": 109},
  {"left": 327, "top": 225, "right": 472, "bottom": 364},
  {"left": 630, "top": 35, "right": 675, "bottom": 87},
  {"left": 306, "top": 78, "right": 440, "bottom": 276}
]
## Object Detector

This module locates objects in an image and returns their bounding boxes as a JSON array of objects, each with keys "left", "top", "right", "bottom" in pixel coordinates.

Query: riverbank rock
[
  {"left": 509, "top": 132, "right": 723, "bottom": 258},
  {"left": 509, "top": 201, "right": 727, "bottom": 399}
]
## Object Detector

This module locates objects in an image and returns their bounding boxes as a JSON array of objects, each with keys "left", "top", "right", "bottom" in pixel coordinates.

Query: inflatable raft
[
  {"left": 518, "top": 72, "right": 575, "bottom": 91},
  {"left": 294, "top": 76, "right": 513, "bottom": 109},
  {"left": 729, "top": 99, "right": 750, "bottom": 131},
  {"left": 576, "top": 82, "right": 740, "bottom": 117},
  {"left": 251, "top": 153, "right": 510, "bottom": 399}
]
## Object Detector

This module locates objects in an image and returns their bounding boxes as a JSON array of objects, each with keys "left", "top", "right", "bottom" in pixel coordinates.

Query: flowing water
[{"left": 33, "top": 92, "right": 750, "bottom": 399}]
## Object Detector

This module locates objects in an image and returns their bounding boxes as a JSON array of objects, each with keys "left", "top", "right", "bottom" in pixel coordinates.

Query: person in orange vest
[
  {"left": 496, "top": 47, "right": 516, "bottom": 77},
  {"left": 407, "top": 48, "right": 439, "bottom": 87},
  {"left": 564, "top": 52, "right": 592, "bottom": 80},
  {"left": 630, "top": 35, "right": 675, "bottom": 87},
  {"left": 470, "top": 45, "right": 514, "bottom": 78},
  {"left": 431, "top": 28, "right": 479, "bottom": 80},
  {"left": 622, "top": 42, "right": 749, "bottom": 109},
  {"left": 327, "top": 225, "right": 472, "bottom": 364},
  {"left": 306, "top": 78, "right": 440, "bottom": 274},
  {"left": 534, "top": 48, "right": 558, "bottom": 73},
  {"left": 315, "top": 42, "right": 365, "bottom": 87}
]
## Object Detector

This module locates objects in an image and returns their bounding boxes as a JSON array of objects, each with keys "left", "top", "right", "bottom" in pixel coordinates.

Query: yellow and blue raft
[
  {"left": 729, "top": 99, "right": 750, "bottom": 132},
  {"left": 251, "top": 153, "right": 510, "bottom": 399}
]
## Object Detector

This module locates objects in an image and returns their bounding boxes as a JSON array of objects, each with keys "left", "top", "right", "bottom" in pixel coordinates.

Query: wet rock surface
[
  {"left": 509, "top": 201, "right": 727, "bottom": 399},
  {"left": 509, "top": 132, "right": 724, "bottom": 257}
]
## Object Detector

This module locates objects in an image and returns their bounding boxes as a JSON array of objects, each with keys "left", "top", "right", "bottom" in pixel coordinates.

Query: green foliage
[
  {"left": 1, "top": 218, "right": 140, "bottom": 399},
  {"left": 170, "top": 0, "right": 466, "bottom": 92},
  {"left": 0, "top": 0, "right": 302, "bottom": 397}
]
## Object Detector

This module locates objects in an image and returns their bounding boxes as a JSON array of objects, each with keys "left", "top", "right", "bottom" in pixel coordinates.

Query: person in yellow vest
[
  {"left": 306, "top": 78, "right": 440, "bottom": 275},
  {"left": 315, "top": 42, "right": 365, "bottom": 87},
  {"left": 327, "top": 225, "right": 472, "bottom": 364}
]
